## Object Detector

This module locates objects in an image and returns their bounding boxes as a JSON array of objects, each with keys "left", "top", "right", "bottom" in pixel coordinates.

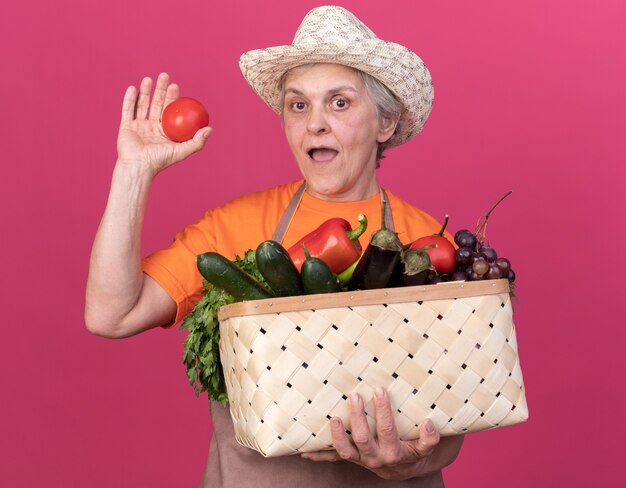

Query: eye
[
  {"left": 290, "top": 101, "right": 306, "bottom": 112},
  {"left": 332, "top": 98, "right": 349, "bottom": 109}
]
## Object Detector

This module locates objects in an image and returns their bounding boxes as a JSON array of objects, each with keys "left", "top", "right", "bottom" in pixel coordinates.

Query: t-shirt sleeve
[
  {"left": 138, "top": 181, "right": 300, "bottom": 328},
  {"left": 141, "top": 213, "right": 216, "bottom": 327}
]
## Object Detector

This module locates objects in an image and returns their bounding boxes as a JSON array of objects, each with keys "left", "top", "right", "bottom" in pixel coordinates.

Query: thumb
[
  {"left": 178, "top": 126, "right": 212, "bottom": 158},
  {"left": 193, "top": 126, "right": 212, "bottom": 148}
]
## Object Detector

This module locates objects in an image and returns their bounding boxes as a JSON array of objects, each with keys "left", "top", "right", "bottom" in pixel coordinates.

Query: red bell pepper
[{"left": 288, "top": 214, "right": 368, "bottom": 274}]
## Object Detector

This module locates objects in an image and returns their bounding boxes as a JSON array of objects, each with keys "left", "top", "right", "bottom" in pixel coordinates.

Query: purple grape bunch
[
  {"left": 449, "top": 229, "right": 515, "bottom": 283},
  {"left": 429, "top": 190, "right": 516, "bottom": 285}
]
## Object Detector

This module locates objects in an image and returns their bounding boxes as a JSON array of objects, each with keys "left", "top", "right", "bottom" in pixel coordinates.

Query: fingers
[
  {"left": 409, "top": 419, "right": 440, "bottom": 458},
  {"left": 163, "top": 82, "right": 180, "bottom": 112},
  {"left": 121, "top": 86, "right": 137, "bottom": 122},
  {"left": 301, "top": 449, "right": 341, "bottom": 462},
  {"left": 121, "top": 74, "right": 176, "bottom": 123},
  {"left": 372, "top": 388, "right": 439, "bottom": 460},
  {"left": 302, "top": 389, "right": 443, "bottom": 479},
  {"left": 302, "top": 389, "right": 444, "bottom": 481},
  {"left": 328, "top": 416, "right": 360, "bottom": 462},
  {"left": 373, "top": 387, "right": 400, "bottom": 448},
  {"left": 348, "top": 393, "right": 378, "bottom": 459},
  {"left": 148, "top": 73, "right": 171, "bottom": 120},
  {"left": 136, "top": 77, "right": 153, "bottom": 119}
]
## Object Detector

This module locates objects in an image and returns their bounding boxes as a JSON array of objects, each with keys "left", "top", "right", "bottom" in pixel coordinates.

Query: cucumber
[
  {"left": 301, "top": 245, "right": 342, "bottom": 295},
  {"left": 255, "top": 240, "right": 304, "bottom": 297},
  {"left": 197, "top": 252, "right": 273, "bottom": 301}
]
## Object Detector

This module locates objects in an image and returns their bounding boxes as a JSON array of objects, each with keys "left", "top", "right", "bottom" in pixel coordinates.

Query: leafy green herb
[{"left": 180, "top": 249, "right": 267, "bottom": 405}]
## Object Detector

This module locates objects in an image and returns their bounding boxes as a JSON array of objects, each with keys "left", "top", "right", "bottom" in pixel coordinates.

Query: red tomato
[
  {"left": 161, "top": 97, "right": 209, "bottom": 142},
  {"left": 410, "top": 235, "right": 456, "bottom": 274}
]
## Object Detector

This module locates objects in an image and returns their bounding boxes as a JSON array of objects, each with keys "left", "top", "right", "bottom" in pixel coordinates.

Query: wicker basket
[{"left": 218, "top": 279, "right": 528, "bottom": 457}]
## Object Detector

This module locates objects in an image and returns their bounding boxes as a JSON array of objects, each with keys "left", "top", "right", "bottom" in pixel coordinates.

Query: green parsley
[{"left": 180, "top": 250, "right": 267, "bottom": 405}]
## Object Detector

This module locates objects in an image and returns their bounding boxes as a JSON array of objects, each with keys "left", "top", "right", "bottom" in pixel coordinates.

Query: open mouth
[{"left": 307, "top": 147, "right": 339, "bottom": 162}]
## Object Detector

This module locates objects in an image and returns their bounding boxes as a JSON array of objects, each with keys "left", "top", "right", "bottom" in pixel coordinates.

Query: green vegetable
[
  {"left": 181, "top": 250, "right": 267, "bottom": 405},
  {"left": 255, "top": 240, "right": 304, "bottom": 297},
  {"left": 300, "top": 244, "right": 342, "bottom": 294},
  {"left": 197, "top": 251, "right": 273, "bottom": 301},
  {"left": 336, "top": 254, "right": 362, "bottom": 286}
]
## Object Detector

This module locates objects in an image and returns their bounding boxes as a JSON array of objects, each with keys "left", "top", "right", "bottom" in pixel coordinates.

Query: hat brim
[{"left": 239, "top": 39, "right": 434, "bottom": 147}]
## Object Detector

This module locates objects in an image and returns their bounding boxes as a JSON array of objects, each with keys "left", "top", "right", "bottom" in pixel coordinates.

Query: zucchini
[
  {"left": 255, "top": 240, "right": 304, "bottom": 297},
  {"left": 301, "top": 245, "right": 341, "bottom": 294},
  {"left": 197, "top": 252, "right": 273, "bottom": 301}
]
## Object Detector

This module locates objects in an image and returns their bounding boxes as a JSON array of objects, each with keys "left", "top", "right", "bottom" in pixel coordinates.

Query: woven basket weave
[{"left": 218, "top": 279, "right": 528, "bottom": 457}]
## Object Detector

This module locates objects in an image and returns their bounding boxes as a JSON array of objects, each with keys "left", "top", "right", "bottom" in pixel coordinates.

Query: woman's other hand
[
  {"left": 117, "top": 72, "right": 211, "bottom": 177},
  {"left": 301, "top": 388, "right": 464, "bottom": 480}
]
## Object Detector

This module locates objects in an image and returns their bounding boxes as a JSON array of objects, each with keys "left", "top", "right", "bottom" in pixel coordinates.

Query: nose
[{"left": 306, "top": 105, "right": 330, "bottom": 135}]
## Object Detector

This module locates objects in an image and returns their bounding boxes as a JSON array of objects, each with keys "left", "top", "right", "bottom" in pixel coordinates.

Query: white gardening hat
[{"left": 239, "top": 5, "right": 434, "bottom": 147}]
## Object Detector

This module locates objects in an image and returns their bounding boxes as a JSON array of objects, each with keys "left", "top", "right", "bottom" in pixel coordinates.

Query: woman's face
[{"left": 282, "top": 63, "right": 396, "bottom": 201}]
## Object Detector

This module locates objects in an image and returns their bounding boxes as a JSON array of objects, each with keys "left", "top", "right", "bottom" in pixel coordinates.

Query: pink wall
[{"left": 1, "top": 0, "right": 624, "bottom": 486}]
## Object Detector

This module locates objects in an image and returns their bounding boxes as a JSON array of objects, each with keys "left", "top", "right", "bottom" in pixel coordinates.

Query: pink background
[{"left": 1, "top": 0, "right": 625, "bottom": 486}]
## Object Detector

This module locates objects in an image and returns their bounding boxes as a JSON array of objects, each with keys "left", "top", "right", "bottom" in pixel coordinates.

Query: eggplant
[
  {"left": 348, "top": 198, "right": 403, "bottom": 291},
  {"left": 389, "top": 248, "right": 433, "bottom": 287}
]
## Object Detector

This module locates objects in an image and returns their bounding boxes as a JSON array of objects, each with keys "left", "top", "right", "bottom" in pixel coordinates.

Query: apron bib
[{"left": 271, "top": 182, "right": 395, "bottom": 243}]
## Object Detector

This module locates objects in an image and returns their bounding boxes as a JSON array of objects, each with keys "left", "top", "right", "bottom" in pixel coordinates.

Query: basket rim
[{"left": 218, "top": 279, "right": 510, "bottom": 320}]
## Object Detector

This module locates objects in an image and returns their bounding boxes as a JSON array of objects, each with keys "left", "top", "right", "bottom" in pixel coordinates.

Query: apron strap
[
  {"left": 381, "top": 188, "right": 395, "bottom": 233},
  {"left": 272, "top": 182, "right": 307, "bottom": 243},
  {"left": 271, "top": 182, "right": 395, "bottom": 244}
]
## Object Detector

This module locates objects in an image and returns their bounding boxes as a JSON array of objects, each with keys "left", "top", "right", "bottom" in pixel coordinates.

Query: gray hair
[
  {"left": 279, "top": 64, "right": 404, "bottom": 166},
  {"left": 356, "top": 70, "right": 403, "bottom": 166}
]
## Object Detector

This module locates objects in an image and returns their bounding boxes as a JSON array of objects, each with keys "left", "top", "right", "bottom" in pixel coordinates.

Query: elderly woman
[{"left": 85, "top": 6, "right": 463, "bottom": 487}]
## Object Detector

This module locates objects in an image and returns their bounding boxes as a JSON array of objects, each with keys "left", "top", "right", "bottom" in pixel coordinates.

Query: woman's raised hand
[{"left": 116, "top": 72, "right": 211, "bottom": 177}]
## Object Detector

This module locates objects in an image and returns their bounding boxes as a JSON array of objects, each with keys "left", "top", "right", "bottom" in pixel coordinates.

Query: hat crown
[
  {"left": 239, "top": 6, "right": 434, "bottom": 147},
  {"left": 292, "top": 6, "right": 378, "bottom": 45}
]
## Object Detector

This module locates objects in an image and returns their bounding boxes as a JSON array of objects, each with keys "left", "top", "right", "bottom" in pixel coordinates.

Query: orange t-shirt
[{"left": 141, "top": 179, "right": 446, "bottom": 325}]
